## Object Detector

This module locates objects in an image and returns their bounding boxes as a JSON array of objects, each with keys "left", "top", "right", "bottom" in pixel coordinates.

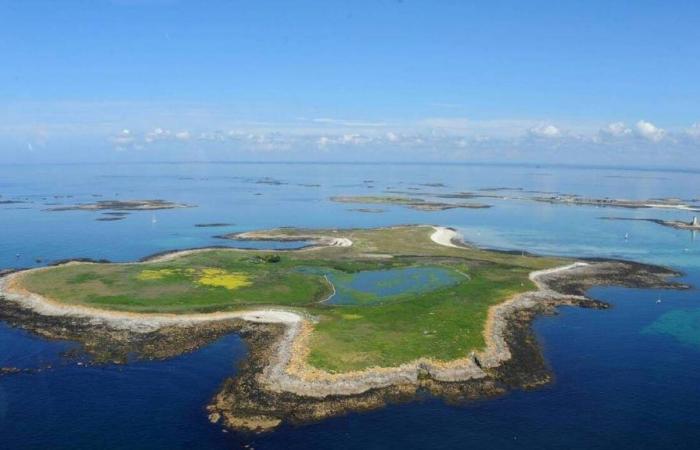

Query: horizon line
[{"left": 3, "top": 160, "right": 700, "bottom": 175}]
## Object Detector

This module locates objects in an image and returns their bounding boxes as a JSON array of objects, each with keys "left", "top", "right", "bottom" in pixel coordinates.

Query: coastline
[{"left": 0, "top": 226, "right": 686, "bottom": 431}]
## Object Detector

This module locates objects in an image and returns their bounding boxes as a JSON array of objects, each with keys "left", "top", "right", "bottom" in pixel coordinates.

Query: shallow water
[
  {"left": 645, "top": 307, "right": 700, "bottom": 348},
  {"left": 1, "top": 162, "right": 700, "bottom": 449}
]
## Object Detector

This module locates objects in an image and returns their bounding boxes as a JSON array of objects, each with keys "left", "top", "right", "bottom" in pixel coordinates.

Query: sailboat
[{"left": 151, "top": 213, "right": 157, "bottom": 224}]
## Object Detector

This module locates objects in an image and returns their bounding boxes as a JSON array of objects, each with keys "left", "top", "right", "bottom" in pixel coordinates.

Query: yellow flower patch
[
  {"left": 136, "top": 267, "right": 252, "bottom": 291},
  {"left": 196, "top": 268, "right": 252, "bottom": 290}
]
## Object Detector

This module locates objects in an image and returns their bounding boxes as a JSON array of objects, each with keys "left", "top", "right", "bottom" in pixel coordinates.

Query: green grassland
[{"left": 18, "top": 226, "right": 569, "bottom": 371}]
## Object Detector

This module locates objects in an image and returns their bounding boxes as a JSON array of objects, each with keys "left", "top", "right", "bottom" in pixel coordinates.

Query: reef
[
  {"left": 47, "top": 199, "right": 193, "bottom": 211},
  {"left": 330, "top": 195, "right": 491, "bottom": 211}
]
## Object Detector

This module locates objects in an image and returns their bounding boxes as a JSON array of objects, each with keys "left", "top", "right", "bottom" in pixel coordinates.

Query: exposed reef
[
  {"left": 364, "top": 189, "right": 700, "bottom": 214},
  {"left": 0, "top": 200, "right": 27, "bottom": 205},
  {"left": 348, "top": 208, "right": 386, "bottom": 213},
  {"left": 601, "top": 216, "right": 700, "bottom": 231},
  {"left": 47, "top": 199, "right": 194, "bottom": 211},
  {"left": 330, "top": 195, "right": 491, "bottom": 211},
  {"left": 195, "top": 223, "right": 236, "bottom": 228},
  {"left": 96, "top": 216, "right": 126, "bottom": 222},
  {"left": 533, "top": 195, "right": 700, "bottom": 211}
]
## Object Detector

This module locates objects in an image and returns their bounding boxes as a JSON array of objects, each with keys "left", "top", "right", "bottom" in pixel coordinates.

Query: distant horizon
[{"left": 5, "top": 159, "right": 700, "bottom": 175}]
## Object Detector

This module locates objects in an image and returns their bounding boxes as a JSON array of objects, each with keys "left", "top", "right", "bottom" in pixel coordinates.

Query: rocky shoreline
[
  {"left": 205, "top": 259, "right": 684, "bottom": 431},
  {"left": 0, "top": 227, "right": 688, "bottom": 433}
]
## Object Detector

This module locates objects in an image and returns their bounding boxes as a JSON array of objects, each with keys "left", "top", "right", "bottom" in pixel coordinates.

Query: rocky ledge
[{"left": 206, "top": 259, "right": 685, "bottom": 432}]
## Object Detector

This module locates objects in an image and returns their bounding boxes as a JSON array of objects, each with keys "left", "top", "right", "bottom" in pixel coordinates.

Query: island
[
  {"left": 47, "top": 199, "right": 193, "bottom": 211},
  {"left": 0, "top": 226, "right": 686, "bottom": 432},
  {"left": 370, "top": 190, "right": 700, "bottom": 213},
  {"left": 532, "top": 194, "right": 700, "bottom": 212},
  {"left": 601, "top": 216, "right": 700, "bottom": 231},
  {"left": 330, "top": 195, "right": 491, "bottom": 211}
]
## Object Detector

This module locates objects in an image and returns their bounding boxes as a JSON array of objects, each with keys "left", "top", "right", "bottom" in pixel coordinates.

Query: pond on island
[{"left": 301, "top": 266, "right": 463, "bottom": 305}]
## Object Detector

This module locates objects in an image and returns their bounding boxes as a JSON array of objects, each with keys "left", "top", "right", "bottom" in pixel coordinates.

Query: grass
[{"left": 18, "top": 226, "right": 569, "bottom": 371}]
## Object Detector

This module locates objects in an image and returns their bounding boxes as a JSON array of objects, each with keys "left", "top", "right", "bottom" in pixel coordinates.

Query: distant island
[
  {"left": 602, "top": 215, "right": 700, "bottom": 231},
  {"left": 333, "top": 190, "right": 700, "bottom": 214},
  {"left": 0, "top": 226, "right": 685, "bottom": 432},
  {"left": 330, "top": 195, "right": 491, "bottom": 211},
  {"left": 532, "top": 194, "right": 700, "bottom": 212},
  {"left": 47, "top": 199, "right": 193, "bottom": 211}
]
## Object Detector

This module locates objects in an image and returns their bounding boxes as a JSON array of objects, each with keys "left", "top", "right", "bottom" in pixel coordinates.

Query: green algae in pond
[
  {"left": 308, "top": 266, "right": 463, "bottom": 306},
  {"left": 645, "top": 308, "right": 700, "bottom": 348}
]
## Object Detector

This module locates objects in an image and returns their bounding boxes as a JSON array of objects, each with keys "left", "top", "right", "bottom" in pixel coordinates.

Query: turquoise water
[
  {"left": 645, "top": 308, "right": 700, "bottom": 348},
  {"left": 1, "top": 162, "right": 700, "bottom": 449},
  {"left": 304, "top": 266, "right": 462, "bottom": 305}
]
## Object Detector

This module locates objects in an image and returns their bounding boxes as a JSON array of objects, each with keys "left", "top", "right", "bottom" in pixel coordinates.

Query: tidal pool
[{"left": 302, "top": 266, "right": 463, "bottom": 305}]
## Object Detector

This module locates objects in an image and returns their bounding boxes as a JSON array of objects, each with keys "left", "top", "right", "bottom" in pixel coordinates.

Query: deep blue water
[{"left": 1, "top": 162, "right": 699, "bottom": 449}]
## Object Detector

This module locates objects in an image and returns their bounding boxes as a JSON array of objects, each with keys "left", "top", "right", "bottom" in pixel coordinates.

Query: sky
[{"left": 1, "top": 0, "right": 699, "bottom": 166}]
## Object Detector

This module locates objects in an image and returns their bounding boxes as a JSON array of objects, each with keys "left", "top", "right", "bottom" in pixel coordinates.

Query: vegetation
[{"left": 18, "top": 226, "right": 568, "bottom": 371}]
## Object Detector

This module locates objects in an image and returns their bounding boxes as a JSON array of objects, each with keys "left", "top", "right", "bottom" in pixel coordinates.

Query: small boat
[
  {"left": 656, "top": 298, "right": 662, "bottom": 304},
  {"left": 151, "top": 214, "right": 157, "bottom": 224}
]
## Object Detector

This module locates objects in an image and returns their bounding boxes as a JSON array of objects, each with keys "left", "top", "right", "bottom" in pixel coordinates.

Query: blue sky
[{"left": 1, "top": 0, "right": 699, "bottom": 165}]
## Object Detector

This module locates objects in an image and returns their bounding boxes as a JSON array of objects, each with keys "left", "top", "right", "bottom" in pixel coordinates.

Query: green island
[
  {"left": 0, "top": 225, "right": 683, "bottom": 431},
  {"left": 16, "top": 226, "right": 563, "bottom": 372}
]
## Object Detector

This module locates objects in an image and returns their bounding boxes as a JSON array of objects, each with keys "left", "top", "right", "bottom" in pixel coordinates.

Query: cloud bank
[{"left": 1, "top": 101, "right": 698, "bottom": 166}]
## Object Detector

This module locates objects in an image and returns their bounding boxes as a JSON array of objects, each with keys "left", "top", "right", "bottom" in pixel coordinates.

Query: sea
[{"left": 1, "top": 162, "right": 699, "bottom": 449}]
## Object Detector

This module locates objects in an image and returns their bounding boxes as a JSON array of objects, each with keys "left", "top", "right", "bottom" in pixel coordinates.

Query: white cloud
[
  {"left": 316, "top": 136, "right": 331, "bottom": 148},
  {"left": 174, "top": 130, "right": 191, "bottom": 141},
  {"left": 528, "top": 124, "right": 561, "bottom": 138},
  {"left": 686, "top": 123, "right": 700, "bottom": 139},
  {"left": 111, "top": 129, "right": 134, "bottom": 147},
  {"left": 90, "top": 115, "right": 697, "bottom": 162},
  {"left": 602, "top": 122, "right": 632, "bottom": 137},
  {"left": 420, "top": 117, "right": 554, "bottom": 138},
  {"left": 635, "top": 120, "right": 665, "bottom": 142},
  {"left": 145, "top": 127, "right": 171, "bottom": 143}
]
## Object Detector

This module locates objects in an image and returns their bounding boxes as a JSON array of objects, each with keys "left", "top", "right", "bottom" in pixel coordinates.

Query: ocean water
[{"left": 1, "top": 162, "right": 699, "bottom": 449}]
